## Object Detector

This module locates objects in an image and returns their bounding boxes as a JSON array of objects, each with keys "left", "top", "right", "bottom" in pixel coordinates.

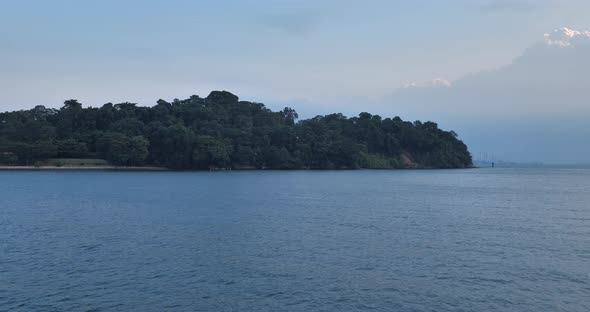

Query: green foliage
[
  {"left": 96, "top": 133, "right": 149, "bottom": 166},
  {"left": 193, "top": 135, "right": 231, "bottom": 169},
  {"left": 56, "top": 139, "right": 89, "bottom": 158},
  {"left": 0, "top": 91, "right": 472, "bottom": 169}
]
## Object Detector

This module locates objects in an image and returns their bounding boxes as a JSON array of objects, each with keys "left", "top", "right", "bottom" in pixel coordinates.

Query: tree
[
  {"left": 97, "top": 133, "right": 149, "bottom": 166},
  {"left": 193, "top": 136, "right": 231, "bottom": 169},
  {"left": 0, "top": 90, "right": 472, "bottom": 169},
  {"left": 280, "top": 107, "right": 298, "bottom": 125},
  {"left": 109, "top": 118, "right": 145, "bottom": 136},
  {"left": 56, "top": 100, "right": 83, "bottom": 137},
  {"left": 56, "top": 139, "right": 89, "bottom": 158},
  {"left": 162, "top": 124, "right": 194, "bottom": 169}
]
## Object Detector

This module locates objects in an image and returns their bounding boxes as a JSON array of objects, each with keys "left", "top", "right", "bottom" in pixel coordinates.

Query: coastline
[{"left": 0, "top": 165, "right": 474, "bottom": 171}]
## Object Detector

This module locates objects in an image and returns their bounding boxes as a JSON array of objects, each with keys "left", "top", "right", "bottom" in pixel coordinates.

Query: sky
[{"left": 1, "top": 0, "right": 589, "bottom": 163}]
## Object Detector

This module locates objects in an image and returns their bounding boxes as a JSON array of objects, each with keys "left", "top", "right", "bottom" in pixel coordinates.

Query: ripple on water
[{"left": 0, "top": 169, "right": 589, "bottom": 311}]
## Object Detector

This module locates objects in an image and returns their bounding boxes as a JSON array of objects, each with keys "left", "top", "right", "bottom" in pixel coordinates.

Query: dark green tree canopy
[{"left": 0, "top": 91, "right": 472, "bottom": 169}]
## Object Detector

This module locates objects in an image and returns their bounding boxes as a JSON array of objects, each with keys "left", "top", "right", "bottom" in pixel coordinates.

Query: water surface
[{"left": 1, "top": 169, "right": 589, "bottom": 311}]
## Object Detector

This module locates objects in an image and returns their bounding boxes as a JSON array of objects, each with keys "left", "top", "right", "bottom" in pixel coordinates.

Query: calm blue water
[{"left": 1, "top": 169, "right": 589, "bottom": 311}]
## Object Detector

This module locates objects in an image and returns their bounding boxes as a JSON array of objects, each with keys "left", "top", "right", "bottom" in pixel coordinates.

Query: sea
[{"left": 1, "top": 168, "right": 589, "bottom": 311}]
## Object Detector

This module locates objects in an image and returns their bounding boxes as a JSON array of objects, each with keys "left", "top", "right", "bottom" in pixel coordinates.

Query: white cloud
[{"left": 543, "top": 27, "right": 590, "bottom": 47}]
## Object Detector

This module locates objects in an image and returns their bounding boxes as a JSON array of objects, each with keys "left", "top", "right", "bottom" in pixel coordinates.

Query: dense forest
[{"left": 0, "top": 91, "right": 472, "bottom": 169}]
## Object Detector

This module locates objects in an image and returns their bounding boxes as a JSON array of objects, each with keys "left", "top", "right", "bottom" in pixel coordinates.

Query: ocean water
[{"left": 1, "top": 169, "right": 589, "bottom": 311}]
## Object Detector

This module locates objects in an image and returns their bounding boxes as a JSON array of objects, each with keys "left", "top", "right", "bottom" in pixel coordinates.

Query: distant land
[
  {"left": 0, "top": 91, "right": 472, "bottom": 170},
  {"left": 474, "top": 160, "right": 545, "bottom": 168},
  {"left": 474, "top": 160, "right": 590, "bottom": 169}
]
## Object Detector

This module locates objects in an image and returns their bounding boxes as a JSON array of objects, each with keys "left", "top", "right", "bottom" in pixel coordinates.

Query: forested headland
[{"left": 0, "top": 91, "right": 472, "bottom": 169}]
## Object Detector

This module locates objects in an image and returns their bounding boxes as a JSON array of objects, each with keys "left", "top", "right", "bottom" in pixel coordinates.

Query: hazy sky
[{"left": 1, "top": 0, "right": 589, "bottom": 163}]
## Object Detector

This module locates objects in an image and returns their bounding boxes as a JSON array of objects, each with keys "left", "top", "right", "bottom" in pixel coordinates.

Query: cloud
[
  {"left": 391, "top": 27, "right": 590, "bottom": 115},
  {"left": 544, "top": 27, "right": 590, "bottom": 46},
  {"left": 386, "top": 27, "right": 590, "bottom": 163}
]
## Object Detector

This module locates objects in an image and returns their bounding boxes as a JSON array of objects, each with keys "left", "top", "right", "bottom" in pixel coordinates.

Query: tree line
[{"left": 0, "top": 91, "right": 472, "bottom": 169}]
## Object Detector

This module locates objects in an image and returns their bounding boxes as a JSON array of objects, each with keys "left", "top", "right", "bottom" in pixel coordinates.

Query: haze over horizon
[{"left": 2, "top": 0, "right": 589, "bottom": 164}]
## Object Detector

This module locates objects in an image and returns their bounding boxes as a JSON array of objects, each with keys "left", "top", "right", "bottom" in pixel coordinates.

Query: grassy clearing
[{"left": 360, "top": 153, "right": 402, "bottom": 169}]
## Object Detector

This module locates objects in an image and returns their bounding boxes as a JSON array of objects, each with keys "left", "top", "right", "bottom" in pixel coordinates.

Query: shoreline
[
  {"left": 0, "top": 166, "right": 168, "bottom": 171},
  {"left": 0, "top": 165, "right": 474, "bottom": 172}
]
